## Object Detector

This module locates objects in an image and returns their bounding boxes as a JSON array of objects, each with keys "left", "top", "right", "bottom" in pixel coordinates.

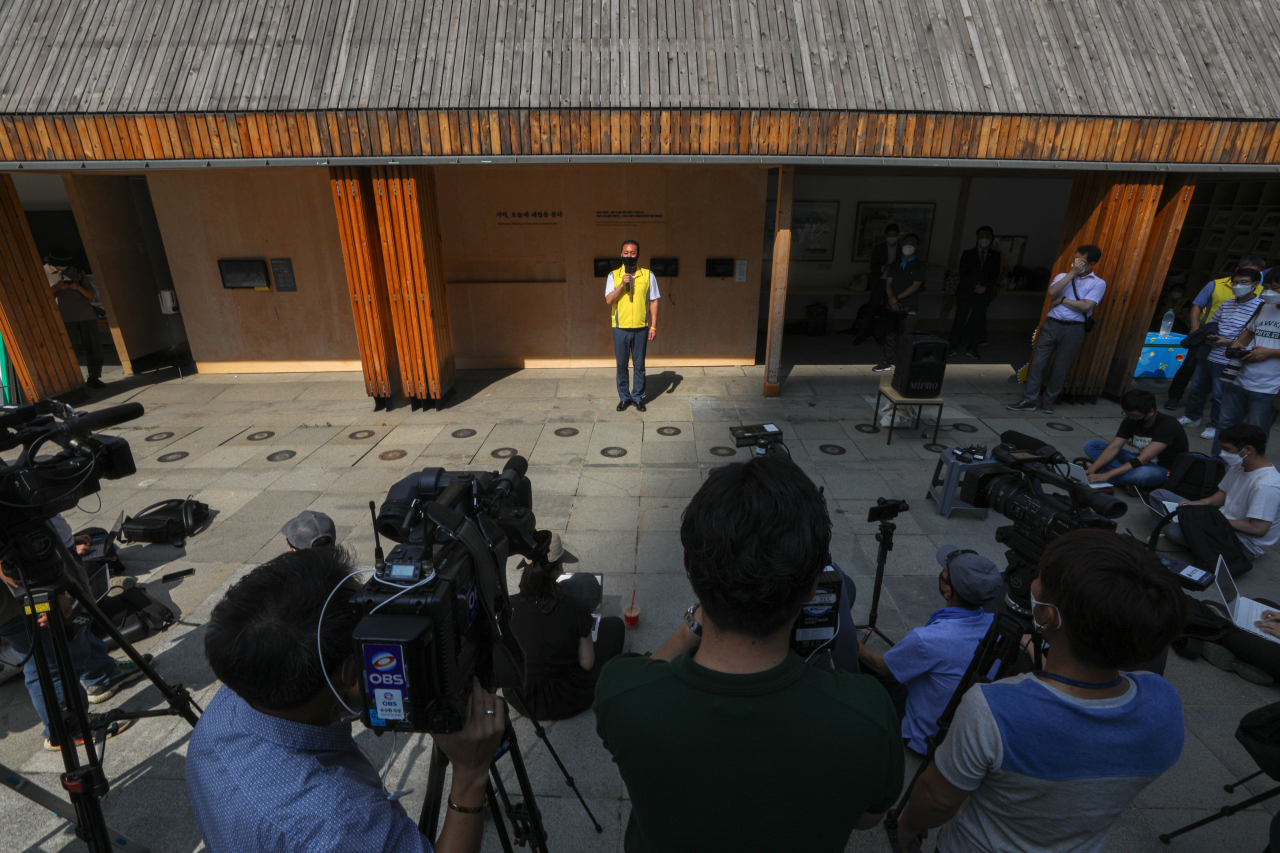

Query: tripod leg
[
  {"left": 504, "top": 727, "right": 550, "bottom": 853},
  {"left": 859, "top": 522, "right": 895, "bottom": 645},
  {"left": 486, "top": 774, "right": 516, "bottom": 853},
  {"left": 0, "top": 762, "right": 150, "bottom": 853},
  {"left": 1158, "top": 786, "right": 1280, "bottom": 843},
  {"left": 510, "top": 695, "right": 604, "bottom": 833},
  {"left": 418, "top": 742, "right": 449, "bottom": 839}
]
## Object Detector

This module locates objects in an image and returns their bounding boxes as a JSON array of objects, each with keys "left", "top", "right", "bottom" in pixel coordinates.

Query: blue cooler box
[{"left": 1134, "top": 332, "right": 1185, "bottom": 378}]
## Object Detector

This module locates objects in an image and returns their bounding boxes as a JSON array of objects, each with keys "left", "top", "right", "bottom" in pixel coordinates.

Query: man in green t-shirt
[{"left": 593, "top": 455, "right": 904, "bottom": 853}]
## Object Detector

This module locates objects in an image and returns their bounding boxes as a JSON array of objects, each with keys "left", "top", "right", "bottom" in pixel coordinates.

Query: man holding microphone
[{"left": 605, "top": 240, "right": 660, "bottom": 412}]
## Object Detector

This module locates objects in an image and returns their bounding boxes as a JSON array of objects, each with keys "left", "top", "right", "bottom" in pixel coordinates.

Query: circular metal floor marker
[
  {"left": 600, "top": 446, "right": 628, "bottom": 458},
  {"left": 451, "top": 429, "right": 477, "bottom": 439},
  {"left": 924, "top": 443, "right": 948, "bottom": 453},
  {"left": 267, "top": 450, "right": 296, "bottom": 462},
  {"left": 554, "top": 427, "right": 579, "bottom": 437},
  {"left": 709, "top": 446, "right": 737, "bottom": 457},
  {"left": 247, "top": 430, "right": 275, "bottom": 442},
  {"left": 491, "top": 447, "right": 518, "bottom": 459},
  {"left": 348, "top": 429, "right": 376, "bottom": 440},
  {"left": 953, "top": 423, "right": 979, "bottom": 434},
  {"left": 854, "top": 423, "right": 880, "bottom": 434},
  {"left": 818, "top": 444, "right": 847, "bottom": 456},
  {"left": 379, "top": 449, "right": 408, "bottom": 461},
  {"left": 157, "top": 451, "right": 188, "bottom": 463},
  {"left": 656, "top": 426, "right": 682, "bottom": 437},
  {"left": 145, "top": 431, "right": 174, "bottom": 442},
  {"left": 1046, "top": 422, "right": 1074, "bottom": 432}
]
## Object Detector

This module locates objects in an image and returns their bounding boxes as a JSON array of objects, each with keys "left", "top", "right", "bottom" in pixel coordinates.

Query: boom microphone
[{"left": 73, "top": 403, "right": 145, "bottom": 433}]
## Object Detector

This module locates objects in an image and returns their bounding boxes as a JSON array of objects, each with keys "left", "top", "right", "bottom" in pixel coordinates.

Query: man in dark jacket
[{"left": 948, "top": 226, "right": 1006, "bottom": 359}]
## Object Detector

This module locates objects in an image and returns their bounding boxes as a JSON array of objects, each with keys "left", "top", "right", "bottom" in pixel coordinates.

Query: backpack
[
  {"left": 1177, "top": 504, "right": 1253, "bottom": 579},
  {"left": 1165, "top": 453, "right": 1226, "bottom": 501},
  {"left": 120, "top": 497, "right": 210, "bottom": 547},
  {"left": 88, "top": 577, "right": 178, "bottom": 648},
  {"left": 1170, "top": 597, "right": 1234, "bottom": 660}
]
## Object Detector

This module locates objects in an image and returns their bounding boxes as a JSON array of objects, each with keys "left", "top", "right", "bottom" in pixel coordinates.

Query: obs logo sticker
[{"left": 372, "top": 653, "right": 396, "bottom": 671}]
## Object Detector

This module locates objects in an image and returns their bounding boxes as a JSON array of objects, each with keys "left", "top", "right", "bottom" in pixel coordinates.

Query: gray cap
[
  {"left": 281, "top": 510, "right": 337, "bottom": 549},
  {"left": 935, "top": 545, "right": 1003, "bottom": 605}
]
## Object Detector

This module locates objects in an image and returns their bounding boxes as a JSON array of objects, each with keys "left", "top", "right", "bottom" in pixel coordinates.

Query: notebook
[{"left": 1213, "top": 555, "right": 1280, "bottom": 644}]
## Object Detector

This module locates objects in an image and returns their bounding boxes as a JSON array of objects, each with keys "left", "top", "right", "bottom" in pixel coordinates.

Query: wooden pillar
[
  {"left": 1105, "top": 175, "right": 1196, "bottom": 396},
  {"left": 370, "top": 166, "right": 456, "bottom": 405},
  {"left": 1043, "top": 171, "right": 1165, "bottom": 401},
  {"left": 0, "top": 174, "right": 83, "bottom": 401},
  {"left": 330, "top": 167, "right": 398, "bottom": 403},
  {"left": 763, "top": 166, "right": 793, "bottom": 397}
]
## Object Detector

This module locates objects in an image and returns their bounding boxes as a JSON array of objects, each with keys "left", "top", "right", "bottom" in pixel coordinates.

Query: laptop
[
  {"left": 1213, "top": 555, "right": 1280, "bottom": 644},
  {"left": 1066, "top": 463, "right": 1113, "bottom": 490}
]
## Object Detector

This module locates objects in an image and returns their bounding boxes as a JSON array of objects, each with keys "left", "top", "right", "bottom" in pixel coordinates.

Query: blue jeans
[
  {"left": 0, "top": 613, "right": 116, "bottom": 740},
  {"left": 1184, "top": 359, "right": 1226, "bottom": 424},
  {"left": 1212, "top": 383, "right": 1280, "bottom": 456},
  {"left": 613, "top": 327, "right": 648, "bottom": 403},
  {"left": 1083, "top": 439, "right": 1170, "bottom": 488}
]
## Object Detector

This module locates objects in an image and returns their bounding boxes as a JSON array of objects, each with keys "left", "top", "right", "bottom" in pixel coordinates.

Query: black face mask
[{"left": 623, "top": 257, "right": 637, "bottom": 272}]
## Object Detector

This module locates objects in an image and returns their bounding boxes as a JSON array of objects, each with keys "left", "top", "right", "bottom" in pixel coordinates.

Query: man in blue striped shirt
[{"left": 1181, "top": 268, "right": 1263, "bottom": 440}]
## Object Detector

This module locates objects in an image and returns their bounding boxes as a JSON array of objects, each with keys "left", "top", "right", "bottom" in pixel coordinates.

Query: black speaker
[{"left": 891, "top": 333, "right": 947, "bottom": 398}]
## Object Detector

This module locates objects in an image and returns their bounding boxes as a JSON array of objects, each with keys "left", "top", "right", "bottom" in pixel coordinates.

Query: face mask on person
[
  {"left": 901, "top": 245, "right": 917, "bottom": 258},
  {"left": 886, "top": 235, "right": 898, "bottom": 246},
  {"left": 1221, "top": 449, "right": 1250, "bottom": 467},
  {"left": 1262, "top": 290, "right": 1280, "bottom": 305},
  {"left": 1072, "top": 258, "right": 1088, "bottom": 274},
  {"left": 1233, "top": 284, "right": 1256, "bottom": 298},
  {"left": 1030, "top": 590, "right": 1062, "bottom": 633},
  {"left": 977, "top": 238, "right": 992, "bottom": 248}
]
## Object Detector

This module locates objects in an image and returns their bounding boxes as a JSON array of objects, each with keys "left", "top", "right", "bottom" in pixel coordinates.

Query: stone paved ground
[{"left": 0, "top": 357, "right": 1276, "bottom": 853}]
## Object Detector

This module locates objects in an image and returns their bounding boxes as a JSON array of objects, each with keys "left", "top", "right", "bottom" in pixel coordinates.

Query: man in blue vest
[{"left": 605, "top": 240, "right": 661, "bottom": 412}]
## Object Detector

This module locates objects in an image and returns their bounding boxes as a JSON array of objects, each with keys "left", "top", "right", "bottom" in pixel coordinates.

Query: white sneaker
[
  {"left": 1177, "top": 416, "right": 1200, "bottom": 426},
  {"left": 1201, "top": 426, "right": 1217, "bottom": 439}
]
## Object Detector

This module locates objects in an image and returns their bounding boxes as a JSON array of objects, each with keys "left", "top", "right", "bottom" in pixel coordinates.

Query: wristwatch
[{"left": 684, "top": 602, "right": 703, "bottom": 637}]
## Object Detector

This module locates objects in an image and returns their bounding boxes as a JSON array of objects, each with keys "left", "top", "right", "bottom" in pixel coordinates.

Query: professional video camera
[
  {"left": 959, "top": 429, "right": 1127, "bottom": 606},
  {"left": 353, "top": 456, "right": 544, "bottom": 735}
]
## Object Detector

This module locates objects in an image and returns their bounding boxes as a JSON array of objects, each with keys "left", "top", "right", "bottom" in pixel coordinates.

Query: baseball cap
[
  {"left": 935, "top": 545, "right": 1003, "bottom": 605},
  {"left": 546, "top": 531, "right": 578, "bottom": 564},
  {"left": 281, "top": 510, "right": 337, "bottom": 549}
]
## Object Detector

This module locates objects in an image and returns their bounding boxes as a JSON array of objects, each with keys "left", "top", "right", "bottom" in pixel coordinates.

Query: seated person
[
  {"left": 1149, "top": 423, "right": 1280, "bottom": 559},
  {"left": 594, "top": 455, "right": 903, "bottom": 852},
  {"left": 1083, "top": 389, "right": 1188, "bottom": 490},
  {"left": 280, "top": 509, "right": 336, "bottom": 550},
  {"left": 187, "top": 547, "right": 504, "bottom": 853},
  {"left": 507, "top": 532, "right": 624, "bottom": 720},
  {"left": 896, "top": 530, "right": 1187, "bottom": 853},
  {"left": 857, "top": 546, "right": 1003, "bottom": 755}
]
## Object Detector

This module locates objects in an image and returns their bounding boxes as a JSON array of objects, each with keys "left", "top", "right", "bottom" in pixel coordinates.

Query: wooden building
[{"left": 1, "top": 0, "right": 1278, "bottom": 403}]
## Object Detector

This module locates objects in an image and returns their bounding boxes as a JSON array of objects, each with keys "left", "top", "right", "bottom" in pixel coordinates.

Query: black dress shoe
[
  {"left": 616, "top": 400, "right": 630, "bottom": 412},
  {"left": 86, "top": 378, "right": 105, "bottom": 389},
  {"left": 635, "top": 401, "right": 647, "bottom": 412}
]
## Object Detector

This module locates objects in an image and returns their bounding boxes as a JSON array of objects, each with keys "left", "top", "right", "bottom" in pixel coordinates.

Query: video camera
[
  {"left": 959, "top": 430, "right": 1127, "bottom": 607},
  {"left": 352, "top": 456, "right": 545, "bottom": 734},
  {"left": 0, "top": 402, "right": 142, "bottom": 587}
]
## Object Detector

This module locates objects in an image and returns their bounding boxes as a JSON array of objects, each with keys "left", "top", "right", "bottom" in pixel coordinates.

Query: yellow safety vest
[
  {"left": 611, "top": 266, "right": 652, "bottom": 329},
  {"left": 1203, "top": 276, "right": 1261, "bottom": 325}
]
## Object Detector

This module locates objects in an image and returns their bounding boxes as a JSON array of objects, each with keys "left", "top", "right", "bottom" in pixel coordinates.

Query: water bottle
[{"left": 1160, "top": 309, "right": 1174, "bottom": 334}]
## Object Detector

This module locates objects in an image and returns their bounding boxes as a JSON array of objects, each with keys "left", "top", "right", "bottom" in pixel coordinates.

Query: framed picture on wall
[
  {"left": 1204, "top": 232, "right": 1225, "bottom": 252},
  {"left": 1210, "top": 209, "right": 1233, "bottom": 229},
  {"left": 1228, "top": 234, "right": 1250, "bottom": 253},
  {"left": 994, "top": 235, "right": 1027, "bottom": 268},
  {"left": 1236, "top": 209, "right": 1258, "bottom": 230},
  {"left": 789, "top": 201, "right": 840, "bottom": 262},
  {"left": 853, "top": 202, "right": 936, "bottom": 261},
  {"left": 1259, "top": 210, "right": 1280, "bottom": 232},
  {"left": 1255, "top": 236, "right": 1274, "bottom": 254}
]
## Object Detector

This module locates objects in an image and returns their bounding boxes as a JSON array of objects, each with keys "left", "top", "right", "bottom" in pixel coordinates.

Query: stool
[
  {"left": 868, "top": 376, "right": 945, "bottom": 446},
  {"left": 927, "top": 448, "right": 991, "bottom": 519}
]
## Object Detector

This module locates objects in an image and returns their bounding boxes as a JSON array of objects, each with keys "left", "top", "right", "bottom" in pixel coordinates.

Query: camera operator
[
  {"left": 1081, "top": 389, "right": 1188, "bottom": 491},
  {"left": 188, "top": 547, "right": 504, "bottom": 853},
  {"left": 896, "top": 530, "right": 1186, "bottom": 853},
  {"left": 0, "top": 515, "right": 143, "bottom": 750},
  {"left": 506, "top": 532, "right": 624, "bottom": 721},
  {"left": 857, "top": 547, "right": 1004, "bottom": 756},
  {"left": 593, "top": 455, "right": 903, "bottom": 852}
]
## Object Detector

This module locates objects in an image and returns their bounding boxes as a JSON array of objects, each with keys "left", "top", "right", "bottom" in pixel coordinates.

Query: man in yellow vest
[{"left": 605, "top": 240, "right": 660, "bottom": 412}]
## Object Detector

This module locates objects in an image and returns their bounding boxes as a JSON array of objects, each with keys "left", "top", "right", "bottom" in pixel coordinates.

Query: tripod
[
  {"left": 859, "top": 498, "right": 909, "bottom": 647},
  {"left": 10, "top": 562, "right": 200, "bottom": 853}
]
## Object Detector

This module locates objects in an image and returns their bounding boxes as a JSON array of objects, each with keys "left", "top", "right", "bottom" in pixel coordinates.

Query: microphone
[
  {"left": 502, "top": 455, "right": 529, "bottom": 479},
  {"left": 72, "top": 403, "right": 145, "bottom": 433},
  {"left": 999, "top": 430, "right": 1067, "bottom": 465}
]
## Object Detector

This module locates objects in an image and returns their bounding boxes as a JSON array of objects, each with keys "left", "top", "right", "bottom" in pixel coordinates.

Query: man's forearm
[
  {"left": 857, "top": 644, "right": 889, "bottom": 676},
  {"left": 605, "top": 286, "right": 625, "bottom": 306},
  {"left": 648, "top": 299, "right": 658, "bottom": 330},
  {"left": 897, "top": 282, "right": 923, "bottom": 299},
  {"left": 898, "top": 771, "right": 966, "bottom": 842},
  {"left": 1048, "top": 276, "right": 1072, "bottom": 297},
  {"left": 1230, "top": 517, "right": 1273, "bottom": 538},
  {"left": 1189, "top": 305, "right": 1202, "bottom": 332}
]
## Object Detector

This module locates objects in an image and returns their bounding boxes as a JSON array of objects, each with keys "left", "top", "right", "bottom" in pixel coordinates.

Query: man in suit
[
  {"left": 868, "top": 222, "right": 901, "bottom": 288},
  {"left": 947, "top": 226, "right": 1006, "bottom": 359}
]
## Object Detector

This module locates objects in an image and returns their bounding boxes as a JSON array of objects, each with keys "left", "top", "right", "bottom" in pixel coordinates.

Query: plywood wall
[
  {"left": 435, "top": 164, "right": 767, "bottom": 367},
  {"left": 146, "top": 167, "right": 360, "bottom": 372}
]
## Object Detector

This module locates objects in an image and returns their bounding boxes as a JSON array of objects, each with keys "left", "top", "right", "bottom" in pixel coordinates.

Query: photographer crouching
[
  {"left": 187, "top": 547, "right": 504, "bottom": 853},
  {"left": 506, "top": 532, "right": 624, "bottom": 720},
  {"left": 593, "top": 454, "right": 903, "bottom": 852},
  {"left": 895, "top": 530, "right": 1187, "bottom": 853}
]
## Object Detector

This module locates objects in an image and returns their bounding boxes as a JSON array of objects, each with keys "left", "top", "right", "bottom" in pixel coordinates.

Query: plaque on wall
[
  {"left": 705, "top": 257, "right": 735, "bottom": 278},
  {"left": 650, "top": 257, "right": 679, "bottom": 277},
  {"left": 218, "top": 259, "right": 270, "bottom": 290},
  {"left": 271, "top": 258, "right": 297, "bottom": 292},
  {"left": 593, "top": 258, "right": 616, "bottom": 277}
]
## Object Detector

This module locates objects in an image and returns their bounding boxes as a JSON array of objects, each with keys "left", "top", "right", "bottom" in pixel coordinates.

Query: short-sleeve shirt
[
  {"left": 1220, "top": 463, "right": 1280, "bottom": 555},
  {"left": 934, "top": 672, "right": 1184, "bottom": 853},
  {"left": 1115, "top": 411, "right": 1189, "bottom": 470},
  {"left": 605, "top": 271, "right": 660, "bottom": 301},
  {"left": 1239, "top": 303, "right": 1280, "bottom": 394},
  {"left": 1047, "top": 271, "right": 1106, "bottom": 323},
  {"left": 594, "top": 651, "right": 904, "bottom": 853},
  {"left": 1208, "top": 296, "right": 1263, "bottom": 364},
  {"left": 45, "top": 264, "right": 98, "bottom": 323},
  {"left": 886, "top": 256, "right": 928, "bottom": 313},
  {"left": 1192, "top": 281, "right": 1216, "bottom": 308},
  {"left": 186, "top": 687, "right": 432, "bottom": 853},
  {"left": 882, "top": 606, "right": 994, "bottom": 754}
]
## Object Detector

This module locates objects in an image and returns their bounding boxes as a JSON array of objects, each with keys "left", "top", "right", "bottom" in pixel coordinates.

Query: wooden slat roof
[{"left": 1, "top": 0, "right": 1278, "bottom": 119}]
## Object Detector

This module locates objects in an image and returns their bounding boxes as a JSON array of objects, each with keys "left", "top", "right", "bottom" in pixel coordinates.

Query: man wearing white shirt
[
  {"left": 605, "top": 240, "right": 660, "bottom": 412},
  {"left": 1008, "top": 245, "right": 1105, "bottom": 415},
  {"left": 1213, "top": 268, "right": 1280, "bottom": 454}
]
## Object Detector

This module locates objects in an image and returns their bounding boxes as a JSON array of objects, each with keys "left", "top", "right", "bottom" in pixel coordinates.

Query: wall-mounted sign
[
  {"left": 651, "top": 257, "right": 679, "bottom": 277},
  {"left": 593, "top": 258, "right": 617, "bottom": 277},
  {"left": 595, "top": 209, "right": 664, "bottom": 226},
  {"left": 218, "top": 259, "right": 270, "bottom": 290},
  {"left": 706, "top": 257, "right": 735, "bottom": 278},
  {"left": 490, "top": 210, "right": 563, "bottom": 225},
  {"left": 735, "top": 260, "right": 748, "bottom": 282},
  {"left": 271, "top": 258, "right": 297, "bottom": 292}
]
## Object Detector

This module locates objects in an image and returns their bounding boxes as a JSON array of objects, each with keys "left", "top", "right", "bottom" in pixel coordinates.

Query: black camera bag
[
  {"left": 120, "top": 497, "right": 209, "bottom": 547},
  {"left": 1170, "top": 597, "right": 1234, "bottom": 660},
  {"left": 1176, "top": 504, "right": 1253, "bottom": 579},
  {"left": 1165, "top": 453, "right": 1226, "bottom": 501},
  {"left": 88, "top": 578, "right": 177, "bottom": 648}
]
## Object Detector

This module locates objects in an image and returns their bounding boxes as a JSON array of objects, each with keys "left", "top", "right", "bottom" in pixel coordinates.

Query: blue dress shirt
[{"left": 187, "top": 686, "right": 432, "bottom": 853}]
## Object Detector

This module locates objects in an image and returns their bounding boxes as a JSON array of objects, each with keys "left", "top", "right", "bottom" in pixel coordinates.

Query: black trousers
[
  {"left": 64, "top": 319, "right": 103, "bottom": 380},
  {"left": 948, "top": 289, "right": 996, "bottom": 350},
  {"left": 1167, "top": 353, "right": 1199, "bottom": 401}
]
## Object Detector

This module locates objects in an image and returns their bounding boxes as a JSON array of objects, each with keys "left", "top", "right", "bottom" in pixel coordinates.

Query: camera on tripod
[{"left": 352, "top": 456, "right": 545, "bottom": 734}]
